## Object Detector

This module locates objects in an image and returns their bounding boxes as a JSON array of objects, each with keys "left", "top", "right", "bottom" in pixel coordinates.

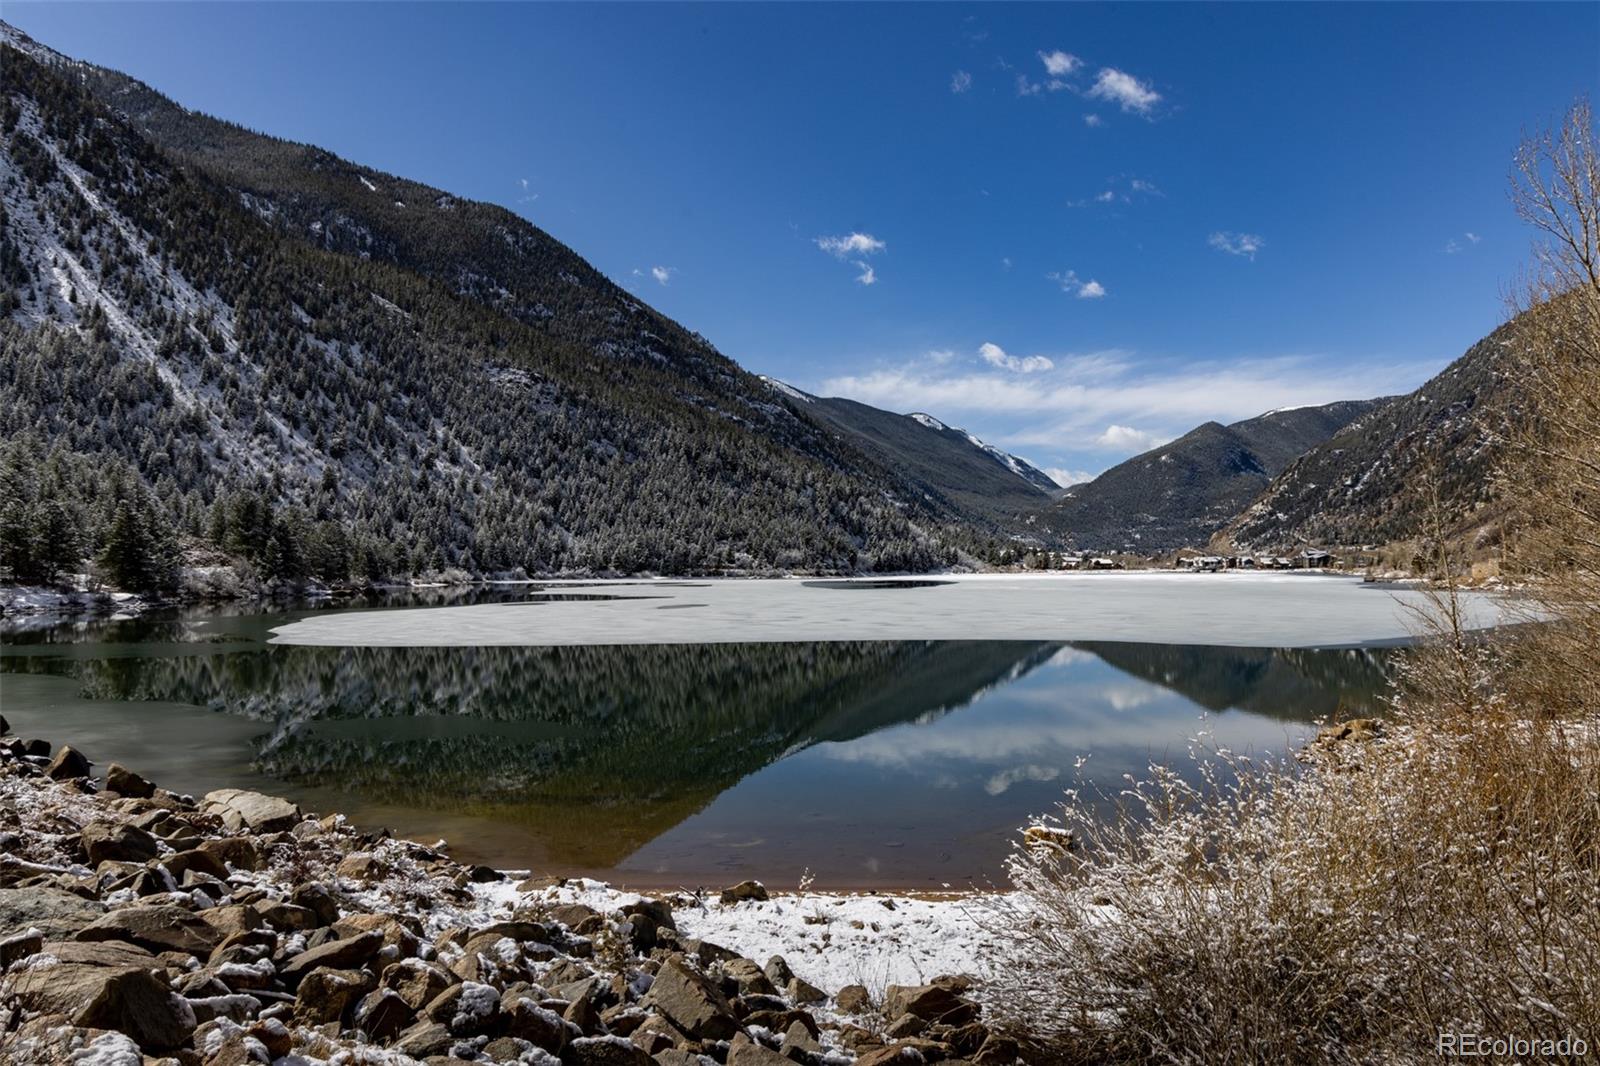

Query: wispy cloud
[
  {"left": 650, "top": 265, "right": 675, "bottom": 286},
  {"left": 980, "top": 341, "right": 1054, "bottom": 374},
  {"left": 817, "top": 232, "right": 886, "bottom": 285},
  {"left": 951, "top": 69, "right": 973, "bottom": 94},
  {"left": 1083, "top": 114, "right": 1104, "bottom": 128},
  {"left": 1070, "top": 175, "right": 1162, "bottom": 208},
  {"left": 1444, "top": 231, "right": 1482, "bottom": 254},
  {"left": 1047, "top": 270, "right": 1107, "bottom": 299},
  {"left": 818, "top": 347, "right": 1434, "bottom": 466},
  {"left": 1208, "top": 231, "right": 1265, "bottom": 260},
  {"left": 1015, "top": 73, "right": 1043, "bottom": 97},
  {"left": 1086, "top": 68, "right": 1161, "bottom": 115},
  {"left": 816, "top": 232, "right": 887, "bottom": 258}
]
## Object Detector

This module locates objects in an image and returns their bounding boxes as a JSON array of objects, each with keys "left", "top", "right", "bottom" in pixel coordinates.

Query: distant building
[{"left": 1297, "top": 548, "right": 1334, "bottom": 569}]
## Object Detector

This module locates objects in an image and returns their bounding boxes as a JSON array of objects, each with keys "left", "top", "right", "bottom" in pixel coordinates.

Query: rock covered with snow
[{"left": 0, "top": 726, "right": 1025, "bottom": 1065}]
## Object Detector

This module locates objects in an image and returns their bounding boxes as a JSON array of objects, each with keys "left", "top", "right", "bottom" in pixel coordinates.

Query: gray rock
[
  {"left": 293, "top": 966, "right": 371, "bottom": 1023},
  {"left": 719, "top": 879, "right": 769, "bottom": 903},
  {"left": 565, "top": 1035, "right": 656, "bottom": 1066},
  {"left": 76, "top": 903, "right": 223, "bottom": 955},
  {"left": 503, "top": 994, "right": 570, "bottom": 1053},
  {"left": 81, "top": 820, "right": 160, "bottom": 865},
  {"left": 883, "top": 983, "right": 978, "bottom": 1026},
  {"left": 727, "top": 1033, "right": 793, "bottom": 1066},
  {"left": 201, "top": 788, "right": 302, "bottom": 832},
  {"left": 393, "top": 1020, "right": 454, "bottom": 1057},
  {"left": 104, "top": 762, "right": 157, "bottom": 798},
  {"left": 45, "top": 744, "right": 92, "bottom": 780},
  {"left": 0, "top": 885, "right": 105, "bottom": 939},
  {"left": 11, "top": 961, "right": 196, "bottom": 1052},
  {"left": 353, "top": 987, "right": 414, "bottom": 1041},
  {"left": 280, "top": 929, "right": 383, "bottom": 984},
  {"left": 641, "top": 955, "right": 740, "bottom": 1040}
]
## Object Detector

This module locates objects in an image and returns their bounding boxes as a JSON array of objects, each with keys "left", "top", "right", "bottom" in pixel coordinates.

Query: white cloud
[
  {"left": 1015, "top": 73, "right": 1043, "bottom": 97},
  {"left": 852, "top": 260, "right": 877, "bottom": 286},
  {"left": 816, "top": 232, "right": 887, "bottom": 258},
  {"left": 1083, "top": 114, "right": 1104, "bottom": 127},
  {"left": 1038, "top": 50, "right": 1082, "bottom": 77},
  {"left": 1001, "top": 256, "right": 1013, "bottom": 270},
  {"left": 1096, "top": 424, "right": 1163, "bottom": 451},
  {"left": 1046, "top": 467, "right": 1096, "bottom": 488},
  {"left": 650, "top": 266, "right": 675, "bottom": 286},
  {"left": 1445, "top": 231, "right": 1483, "bottom": 254},
  {"left": 1071, "top": 175, "right": 1161, "bottom": 208},
  {"left": 980, "top": 342, "right": 1054, "bottom": 374},
  {"left": 1047, "top": 270, "right": 1107, "bottom": 299},
  {"left": 817, "top": 348, "right": 1436, "bottom": 469},
  {"left": 1208, "top": 231, "right": 1265, "bottom": 259},
  {"left": 951, "top": 69, "right": 973, "bottom": 94},
  {"left": 1086, "top": 68, "right": 1161, "bottom": 115},
  {"left": 518, "top": 177, "right": 530, "bottom": 190}
]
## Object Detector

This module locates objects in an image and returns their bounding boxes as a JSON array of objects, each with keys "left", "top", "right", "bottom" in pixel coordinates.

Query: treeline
[{"left": 0, "top": 45, "right": 978, "bottom": 593}]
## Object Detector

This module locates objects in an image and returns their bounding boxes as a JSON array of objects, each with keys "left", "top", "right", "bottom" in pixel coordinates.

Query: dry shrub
[
  {"left": 981, "top": 102, "right": 1600, "bottom": 1066},
  {"left": 983, "top": 628, "right": 1600, "bottom": 1064}
]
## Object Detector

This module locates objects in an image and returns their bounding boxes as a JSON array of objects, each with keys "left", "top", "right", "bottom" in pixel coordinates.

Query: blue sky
[{"left": 10, "top": 2, "right": 1597, "bottom": 484}]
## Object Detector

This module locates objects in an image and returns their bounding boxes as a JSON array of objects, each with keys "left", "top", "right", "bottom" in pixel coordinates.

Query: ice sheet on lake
[{"left": 268, "top": 572, "right": 1514, "bottom": 649}]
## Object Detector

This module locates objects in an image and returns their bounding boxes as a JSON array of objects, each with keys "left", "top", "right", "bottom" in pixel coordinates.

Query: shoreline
[{"left": 0, "top": 727, "right": 1022, "bottom": 1065}]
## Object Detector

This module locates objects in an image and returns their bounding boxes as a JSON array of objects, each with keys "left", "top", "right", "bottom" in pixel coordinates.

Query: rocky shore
[{"left": 0, "top": 719, "right": 1024, "bottom": 1066}]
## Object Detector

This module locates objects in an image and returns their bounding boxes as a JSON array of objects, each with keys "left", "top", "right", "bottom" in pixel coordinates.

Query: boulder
[
  {"left": 380, "top": 957, "right": 457, "bottom": 1010},
  {"left": 288, "top": 882, "right": 341, "bottom": 925},
  {"left": 104, "top": 763, "right": 157, "bottom": 798},
  {"left": 10, "top": 961, "right": 197, "bottom": 1052},
  {"left": 0, "top": 885, "right": 105, "bottom": 939},
  {"left": 835, "top": 984, "right": 873, "bottom": 1014},
  {"left": 0, "top": 929, "right": 44, "bottom": 967},
  {"left": 724, "top": 957, "right": 777, "bottom": 996},
  {"left": 353, "top": 987, "right": 414, "bottom": 1041},
  {"left": 786, "top": 976, "right": 825, "bottom": 1005},
  {"left": 781, "top": 1018, "right": 824, "bottom": 1058},
  {"left": 76, "top": 903, "right": 221, "bottom": 955},
  {"left": 884, "top": 983, "right": 979, "bottom": 1026},
  {"left": 280, "top": 929, "right": 383, "bottom": 984},
  {"left": 254, "top": 900, "right": 318, "bottom": 931},
  {"left": 201, "top": 788, "right": 302, "bottom": 833},
  {"left": 335, "top": 852, "right": 389, "bottom": 881},
  {"left": 502, "top": 994, "right": 570, "bottom": 1053},
  {"left": 393, "top": 1020, "right": 454, "bottom": 1057},
  {"left": 81, "top": 821, "right": 161, "bottom": 865},
  {"left": 37, "top": 939, "right": 158, "bottom": 967},
  {"left": 641, "top": 955, "right": 740, "bottom": 1040},
  {"left": 727, "top": 1033, "right": 793, "bottom": 1065},
  {"left": 45, "top": 744, "right": 92, "bottom": 780},
  {"left": 855, "top": 1046, "right": 930, "bottom": 1066},
  {"left": 564, "top": 1035, "right": 656, "bottom": 1066},
  {"left": 195, "top": 835, "right": 263, "bottom": 872},
  {"left": 719, "top": 879, "right": 769, "bottom": 903},
  {"left": 294, "top": 966, "right": 371, "bottom": 1024},
  {"left": 763, "top": 955, "right": 795, "bottom": 988}
]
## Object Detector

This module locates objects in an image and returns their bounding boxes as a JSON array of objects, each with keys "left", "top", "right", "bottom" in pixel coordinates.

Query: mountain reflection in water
[{"left": 1, "top": 604, "right": 1393, "bottom": 887}]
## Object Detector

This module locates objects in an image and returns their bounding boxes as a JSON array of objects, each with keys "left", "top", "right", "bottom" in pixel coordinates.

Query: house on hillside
[{"left": 1297, "top": 548, "right": 1335, "bottom": 569}]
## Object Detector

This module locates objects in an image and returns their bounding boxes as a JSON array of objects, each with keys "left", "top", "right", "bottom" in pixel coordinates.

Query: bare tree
[{"left": 1503, "top": 98, "right": 1600, "bottom": 717}]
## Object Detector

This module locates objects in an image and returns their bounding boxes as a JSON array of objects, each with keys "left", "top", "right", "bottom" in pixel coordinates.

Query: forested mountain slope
[
  {"left": 1222, "top": 320, "right": 1520, "bottom": 551},
  {"left": 1041, "top": 400, "right": 1383, "bottom": 552},
  {"left": 0, "top": 29, "right": 991, "bottom": 589},
  {"left": 759, "top": 379, "right": 1060, "bottom": 528}
]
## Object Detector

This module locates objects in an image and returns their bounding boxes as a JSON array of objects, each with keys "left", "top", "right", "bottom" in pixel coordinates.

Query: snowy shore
[{"left": 0, "top": 726, "right": 1025, "bottom": 1065}]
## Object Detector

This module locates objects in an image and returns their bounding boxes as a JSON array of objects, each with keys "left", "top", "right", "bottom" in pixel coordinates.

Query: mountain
[
  {"left": 759, "top": 379, "right": 1060, "bottom": 527},
  {"left": 1041, "top": 400, "right": 1384, "bottom": 552},
  {"left": 1221, "top": 320, "right": 1519, "bottom": 551},
  {"left": 0, "top": 26, "right": 1002, "bottom": 586}
]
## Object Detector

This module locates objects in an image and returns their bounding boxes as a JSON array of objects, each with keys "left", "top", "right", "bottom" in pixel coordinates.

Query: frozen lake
[{"left": 268, "top": 572, "right": 1510, "bottom": 649}]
